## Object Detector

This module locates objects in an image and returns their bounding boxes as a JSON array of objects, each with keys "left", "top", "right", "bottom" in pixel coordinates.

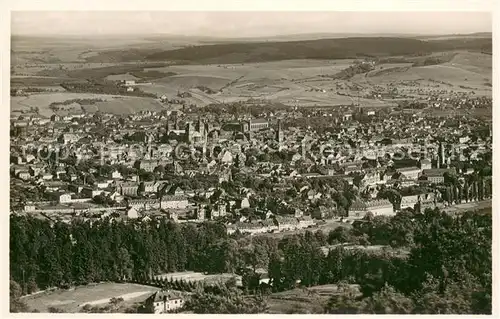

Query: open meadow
[{"left": 21, "top": 282, "right": 158, "bottom": 313}]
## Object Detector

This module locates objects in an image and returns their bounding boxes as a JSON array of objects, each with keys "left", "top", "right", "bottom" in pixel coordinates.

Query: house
[
  {"left": 96, "top": 181, "right": 110, "bottom": 189},
  {"left": 247, "top": 119, "right": 269, "bottom": 132},
  {"left": 227, "top": 220, "right": 277, "bottom": 235},
  {"left": 400, "top": 195, "right": 419, "bottom": 210},
  {"left": 160, "top": 195, "right": 189, "bottom": 210},
  {"left": 418, "top": 193, "right": 437, "bottom": 211},
  {"left": 111, "top": 170, "right": 123, "bottom": 179},
  {"left": 139, "top": 160, "right": 159, "bottom": 172},
  {"left": 419, "top": 158, "right": 432, "bottom": 170},
  {"left": 58, "top": 133, "right": 80, "bottom": 144},
  {"left": 343, "top": 113, "right": 352, "bottom": 121},
  {"left": 421, "top": 168, "right": 456, "bottom": 184},
  {"left": 168, "top": 186, "right": 185, "bottom": 196},
  {"left": 54, "top": 169, "right": 66, "bottom": 179},
  {"left": 142, "top": 181, "right": 157, "bottom": 193},
  {"left": 127, "top": 207, "right": 139, "bottom": 219},
  {"left": 459, "top": 136, "right": 470, "bottom": 144},
  {"left": 127, "top": 199, "right": 159, "bottom": 210},
  {"left": 82, "top": 186, "right": 103, "bottom": 198},
  {"left": 298, "top": 216, "right": 316, "bottom": 228},
  {"left": 382, "top": 172, "right": 394, "bottom": 183},
  {"left": 312, "top": 205, "right": 335, "bottom": 219},
  {"left": 17, "top": 171, "right": 31, "bottom": 181},
  {"left": 210, "top": 203, "right": 227, "bottom": 219},
  {"left": 144, "top": 290, "right": 184, "bottom": 314},
  {"left": 396, "top": 167, "right": 421, "bottom": 180},
  {"left": 220, "top": 151, "right": 234, "bottom": 164},
  {"left": 362, "top": 171, "right": 381, "bottom": 187},
  {"left": 274, "top": 216, "right": 300, "bottom": 232},
  {"left": 118, "top": 182, "right": 140, "bottom": 197},
  {"left": 348, "top": 199, "right": 394, "bottom": 219},
  {"left": 59, "top": 193, "right": 72, "bottom": 204},
  {"left": 238, "top": 198, "right": 250, "bottom": 209}
]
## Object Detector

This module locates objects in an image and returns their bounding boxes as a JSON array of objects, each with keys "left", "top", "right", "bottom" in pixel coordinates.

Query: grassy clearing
[{"left": 22, "top": 282, "right": 158, "bottom": 313}]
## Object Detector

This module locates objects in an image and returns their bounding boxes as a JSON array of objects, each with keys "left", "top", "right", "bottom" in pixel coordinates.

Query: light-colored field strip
[
  {"left": 80, "top": 291, "right": 153, "bottom": 307},
  {"left": 49, "top": 300, "right": 75, "bottom": 306}
]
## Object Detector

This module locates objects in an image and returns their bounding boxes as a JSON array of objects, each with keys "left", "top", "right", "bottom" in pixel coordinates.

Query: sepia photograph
[{"left": 6, "top": 3, "right": 494, "bottom": 315}]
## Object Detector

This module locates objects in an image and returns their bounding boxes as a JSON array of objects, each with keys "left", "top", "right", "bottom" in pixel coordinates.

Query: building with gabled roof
[
  {"left": 348, "top": 199, "right": 394, "bottom": 219},
  {"left": 144, "top": 290, "right": 185, "bottom": 314}
]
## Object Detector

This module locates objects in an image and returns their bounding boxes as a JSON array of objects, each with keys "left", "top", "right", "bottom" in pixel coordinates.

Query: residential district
[
  {"left": 11, "top": 96, "right": 492, "bottom": 230},
  {"left": 10, "top": 95, "right": 493, "bottom": 313}
]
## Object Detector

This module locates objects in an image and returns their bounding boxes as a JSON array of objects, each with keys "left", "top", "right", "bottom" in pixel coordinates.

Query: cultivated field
[
  {"left": 11, "top": 92, "right": 165, "bottom": 117},
  {"left": 352, "top": 51, "right": 492, "bottom": 97},
  {"left": 21, "top": 282, "right": 159, "bottom": 313},
  {"left": 11, "top": 34, "right": 492, "bottom": 115}
]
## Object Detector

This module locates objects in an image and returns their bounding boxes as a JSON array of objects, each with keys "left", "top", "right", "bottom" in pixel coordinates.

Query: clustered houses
[{"left": 10, "top": 94, "right": 492, "bottom": 229}]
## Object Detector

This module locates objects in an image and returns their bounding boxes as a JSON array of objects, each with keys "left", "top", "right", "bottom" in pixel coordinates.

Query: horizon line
[{"left": 10, "top": 31, "right": 493, "bottom": 38}]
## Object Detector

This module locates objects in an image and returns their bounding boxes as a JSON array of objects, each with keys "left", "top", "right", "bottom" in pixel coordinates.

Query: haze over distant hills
[{"left": 12, "top": 31, "right": 492, "bottom": 42}]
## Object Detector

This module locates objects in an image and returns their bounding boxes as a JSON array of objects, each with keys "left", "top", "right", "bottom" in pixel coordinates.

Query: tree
[
  {"left": 10, "top": 280, "right": 28, "bottom": 313},
  {"left": 85, "top": 174, "right": 96, "bottom": 185},
  {"left": 378, "top": 188, "right": 402, "bottom": 210},
  {"left": 48, "top": 306, "right": 64, "bottom": 313},
  {"left": 324, "top": 282, "right": 363, "bottom": 314},
  {"left": 411, "top": 274, "right": 490, "bottom": 314},
  {"left": 140, "top": 171, "right": 155, "bottom": 182},
  {"left": 360, "top": 284, "right": 414, "bottom": 314},
  {"left": 154, "top": 165, "right": 165, "bottom": 176},
  {"left": 185, "top": 285, "right": 268, "bottom": 314},
  {"left": 328, "top": 226, "right": 351, "bottom": 244}
]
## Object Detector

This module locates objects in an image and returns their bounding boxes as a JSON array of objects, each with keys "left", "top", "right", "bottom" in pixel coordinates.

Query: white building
[
  {"left": 348, "top": 199, "right": 394, "bottom": 219},
  {"left": 145, "top": 290, "right": 184, "bottom": 314},
  {"left": 161, "top": 195, "right": 189, "bottom": 210},
  {"left": 396, "top": 167, "right": 422, "bottom": 180}
]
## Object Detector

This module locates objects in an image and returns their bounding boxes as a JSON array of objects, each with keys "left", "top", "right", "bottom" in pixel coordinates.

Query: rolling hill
[{"left": 143, "top": 37, "right": 491, "bottom": 64}]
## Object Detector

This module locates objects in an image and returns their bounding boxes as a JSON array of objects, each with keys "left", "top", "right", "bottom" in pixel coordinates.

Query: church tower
[
  {"left": 439, "top": 142, "right": 445, "bottom": 167},
  {"left": 186, "top": 122, "right": 194, "bottom": 143},
  {"left": 196, "top": 117, "right": 205, "bottom": 136},
  {"left": 276, "top": 119, "right": 284, "bottom": 143}
]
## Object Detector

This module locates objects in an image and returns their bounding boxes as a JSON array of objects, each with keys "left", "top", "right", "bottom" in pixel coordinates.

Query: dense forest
[
  {"left": 144, "top": 37, "right": 492, "bottom": 64},
  {"left": 10, "top": 207, "right": 491, "bottom": 314}
]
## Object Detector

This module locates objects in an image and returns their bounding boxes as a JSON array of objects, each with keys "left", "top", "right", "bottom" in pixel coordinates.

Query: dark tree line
[
  {"left": 10, "top": 207, "right": 491, "bottom": 314},
  {"left": 262, "top": 209, "right": 491, "bottom": 314},
  {"left": 10, "top": 217, "right": 229, "bottom": 293}
]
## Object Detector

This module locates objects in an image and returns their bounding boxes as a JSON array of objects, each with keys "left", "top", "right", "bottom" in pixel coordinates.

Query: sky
[{"left": 11, "top": 11, "right": 492, "bottom": 37}]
